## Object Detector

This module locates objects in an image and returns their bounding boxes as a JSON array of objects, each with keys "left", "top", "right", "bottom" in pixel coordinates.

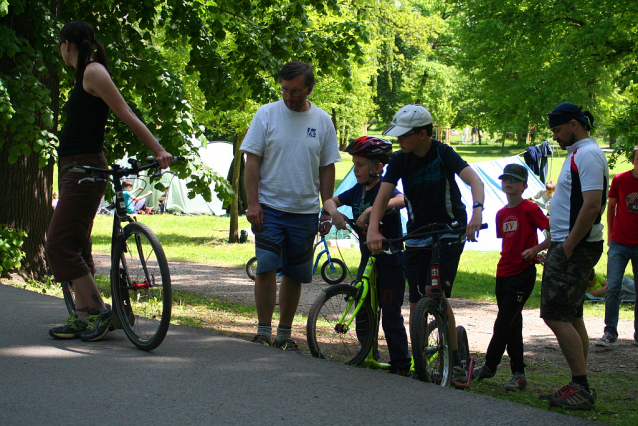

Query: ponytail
[{"left": 60, "top": 21, "right": 109, "bottom": 84}]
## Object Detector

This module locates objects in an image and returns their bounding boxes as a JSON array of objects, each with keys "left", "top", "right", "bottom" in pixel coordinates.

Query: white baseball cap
[{"left": 382, "top": 104, "right": 433, "bottom": 137}]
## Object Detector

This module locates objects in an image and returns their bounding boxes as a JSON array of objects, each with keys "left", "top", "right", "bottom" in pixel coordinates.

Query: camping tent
[
  {"left": 163, "top": 141, "right": 235, "bottom": 215},
  {"left": 102, "top": 141, "right": 235, "bottom": 215},
  {"left": 333, "top": 155, "right": 546, "bottom": 252}
]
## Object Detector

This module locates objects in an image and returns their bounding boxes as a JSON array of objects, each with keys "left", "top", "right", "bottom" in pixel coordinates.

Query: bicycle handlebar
[
  {"left": 339, "top": 208, "right": 398, "bottom": 240},
  {"left": 383, "top": 222, "right": 489, "bottom": 245},
  {"left": 64, "top": 156, "right": 185, "bottom": 183}
]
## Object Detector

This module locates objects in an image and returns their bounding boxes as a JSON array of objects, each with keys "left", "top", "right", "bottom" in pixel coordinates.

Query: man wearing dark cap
[
  {"left": 539, "top": 103, "right": 609, "bottom": 410},
  {"left": 366, "top": 104, "right": 485, "bottom": 380},
  {"left": 470, "top": 163, "right": 550, "bottom": 391}
]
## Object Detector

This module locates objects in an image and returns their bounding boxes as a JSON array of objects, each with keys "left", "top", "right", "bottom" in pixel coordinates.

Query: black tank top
[{"left": 58, "top": 76, "right": 109, "bottom": 157}]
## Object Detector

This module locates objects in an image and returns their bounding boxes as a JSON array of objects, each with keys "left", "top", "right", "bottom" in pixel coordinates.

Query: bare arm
[
  {"left": 521, "top": 232, "right": 551, "bottom": 261},
  {"left": 244, "top": 152, "right": 263, "bottom": 231},
  {"left": 366, "top": 182, "right": 396, "bottom": 254},
  {"left": 323, "top": 197, "right": 345, "bottom": 230},
  {"left": 357, "top": 193, "right": 404, "bottom": 229},
  {"left": 607, "top": 197, "right": 618, "bottom": 247},
  {"left": 459, "top": 166, "right": 485, "bottom": 242},
  {"left": 563, "top": 190, "right": 603, "bottom": 259},
  {"left": 588, "top": 281, "right": 607, "bottom": 297},
  {"left": 82, "top": 63, "right": 172, "bottom": 169},
  {"left": 130, "top": 191, "right": 153, "bottom": 202},
  {"left": 318, "top": 164, "right": 336, "bottom": 236}
]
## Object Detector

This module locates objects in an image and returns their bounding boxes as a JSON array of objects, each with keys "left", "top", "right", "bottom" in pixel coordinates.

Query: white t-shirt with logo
[
  {"left": 241, "top": 100, "right": 341, "bottom": 214},
  {"left": 549, "top": 138, "right": 609, "bottom": 242}
]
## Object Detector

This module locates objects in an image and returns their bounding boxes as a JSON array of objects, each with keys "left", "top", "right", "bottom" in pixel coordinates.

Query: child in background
[
  {"left": 471, "top": 164, "right": 550, "bottom": 391},
  {"left": 122, "top": 180, "right": 153, "bottom": 214},
  {"left": 323, "top": 136, "right": 411, "bottom": 375},
  {"left": 530, "top": 180, "right": 556, "bottom": 212},
  {"left": 587, "top": 270, "right": 607, "bottom": 298}
]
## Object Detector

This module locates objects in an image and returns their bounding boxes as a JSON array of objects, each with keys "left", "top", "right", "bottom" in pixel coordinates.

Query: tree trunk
[
  {"left": 0, "top": 3, "right": 60, "bottom": 281},
  {"left": 228, "top": 131, "right": 246, "bottom": 243}
]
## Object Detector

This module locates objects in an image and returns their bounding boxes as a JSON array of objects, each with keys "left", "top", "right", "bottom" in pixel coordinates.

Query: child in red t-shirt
[{"left": 471, "top": 164, "right": 550, "bottom": 391}]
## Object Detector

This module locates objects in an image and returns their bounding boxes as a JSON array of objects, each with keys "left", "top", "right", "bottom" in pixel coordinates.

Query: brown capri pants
[{"left": 46, "top": 153, "right": 108, "bottom": 282}]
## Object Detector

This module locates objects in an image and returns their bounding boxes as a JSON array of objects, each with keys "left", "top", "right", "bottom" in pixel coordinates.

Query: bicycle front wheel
[
  {"left": 111, "top": 222, "right": 171, "bottom": 351},
  {"left": 306, "top": 284, "right": 375, "bottom": 365},
  {"left": 411, "top": 297, "right": 453, "bottom": 386},
  {"left": 320, "top": 258, "right": 347, "bottom": 284}
]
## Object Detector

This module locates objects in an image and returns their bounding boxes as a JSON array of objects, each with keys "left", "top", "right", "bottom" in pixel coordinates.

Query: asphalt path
[{"left": 0, "top": 284, "right": 596, "bottom": 426}]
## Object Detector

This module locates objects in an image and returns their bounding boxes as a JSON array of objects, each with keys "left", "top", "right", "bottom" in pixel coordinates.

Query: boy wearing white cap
[{"left": 367, "top": 104, "right": 485, "bottom": 375}]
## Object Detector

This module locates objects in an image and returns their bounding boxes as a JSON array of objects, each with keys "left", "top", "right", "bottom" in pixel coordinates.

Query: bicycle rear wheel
[
  {"left": 456, "top": 325, "right": 470, "bottom": 367},
  {"left": 320, "top": 258, "right": 347, "bottom": 284},
  {"left": 411, "top": 297, "right": 452, "bottom": 386},
  {"left": 306, "top": 284, "right": 375, "bottom": 365},
  {"left": 111, "top": 222, "right": 171, "bottom": 351}
]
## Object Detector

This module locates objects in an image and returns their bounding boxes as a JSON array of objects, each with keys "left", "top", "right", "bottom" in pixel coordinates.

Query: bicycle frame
[{"left": 311, "top": 236, "right": 337, "bottom": 275}]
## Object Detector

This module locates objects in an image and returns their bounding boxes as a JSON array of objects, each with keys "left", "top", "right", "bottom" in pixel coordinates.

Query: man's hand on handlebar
[{"left": 319, "top": 215, "right": 332, "bottom": 236}]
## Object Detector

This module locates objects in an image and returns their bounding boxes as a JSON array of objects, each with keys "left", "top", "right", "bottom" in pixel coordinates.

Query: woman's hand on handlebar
[
  {"left": 366, "top": 228, "right": 385, "bottom": 255},
  {"left": 154, "top": 149, "right": 173, "bottom": 169}
]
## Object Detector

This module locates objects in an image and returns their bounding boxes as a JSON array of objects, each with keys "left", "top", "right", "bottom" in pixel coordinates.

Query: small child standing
[
  {"left": 530, "top": 180, "right": 556, "bottom": 212},
  {"left": 323, "top": 136, "right": 411, "bottom": 375},
  {"left": 471, "top": 164, "right": 550, "bottom": 390}
]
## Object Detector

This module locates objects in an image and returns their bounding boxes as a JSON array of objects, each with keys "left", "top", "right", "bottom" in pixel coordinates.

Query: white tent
[
  {"left": 163, "top": 141, "right": 235, "bottom": 215},
  {"left": 333, "top": 155, "right": 546, "bottom": 251},
  {"left": 103, "top": 141, "right": 235, "bottom": 215}
]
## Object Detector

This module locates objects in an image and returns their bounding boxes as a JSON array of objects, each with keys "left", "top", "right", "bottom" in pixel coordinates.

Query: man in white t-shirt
[
  {"left": 539, "top": 103, "right": 609, "bottom": 410},
  {"left": 240, "top": 61, "right": 341, "bottom": 352}
]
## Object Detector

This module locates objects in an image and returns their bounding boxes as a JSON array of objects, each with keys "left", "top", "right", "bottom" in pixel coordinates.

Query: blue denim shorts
[{"left": 252, "top": 205, "right": 318, "bottom": 283}]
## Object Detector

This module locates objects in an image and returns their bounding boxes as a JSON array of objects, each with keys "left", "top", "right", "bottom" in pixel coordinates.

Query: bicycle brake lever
[{"left": 78, "top": 177, "right": 107, "bottom": 184}]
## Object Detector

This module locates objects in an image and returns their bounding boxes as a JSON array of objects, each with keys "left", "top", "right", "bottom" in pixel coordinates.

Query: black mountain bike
[
  {"left": 383, "top": 221, "right": 487, "bottom": 387},
  {"left": 61, "top": 156, "right": 182, "bottom": 351}
]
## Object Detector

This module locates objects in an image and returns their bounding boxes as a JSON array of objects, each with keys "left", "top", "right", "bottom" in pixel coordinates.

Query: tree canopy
[{"left": 1, "top": 0, "right": 638, "bottom": 278}]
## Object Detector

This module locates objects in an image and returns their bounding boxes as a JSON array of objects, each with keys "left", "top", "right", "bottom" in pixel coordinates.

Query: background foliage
[{"left": 1, "top": 0, "right": 637, "bottom": 278}]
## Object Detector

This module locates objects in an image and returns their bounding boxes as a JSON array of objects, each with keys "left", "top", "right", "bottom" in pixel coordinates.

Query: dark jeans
[{"left": 485, "top": 264, "right": 537, "bottom": 374}]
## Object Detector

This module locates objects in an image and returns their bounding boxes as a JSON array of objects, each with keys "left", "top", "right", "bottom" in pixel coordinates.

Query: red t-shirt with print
[
  {"left": 496, "top": 199, "right": 549, "bottom": 277},
  {"left": 608, "top": 170, "right": 638, "bottom": 247}
]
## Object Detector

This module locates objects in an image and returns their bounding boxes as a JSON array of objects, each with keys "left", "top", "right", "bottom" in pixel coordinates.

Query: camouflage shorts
[{"left": 540, "top": 240, "right": 603, "bottom": 322}]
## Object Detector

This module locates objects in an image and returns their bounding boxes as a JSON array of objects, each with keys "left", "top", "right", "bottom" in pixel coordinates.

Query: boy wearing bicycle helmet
[
  {"left": 471, "top": 164, "right": 550, "bottom": 391},
  {"left": 367, "top": 104, "right": 485, "bottom": 377},
  {"left": 323, "top": 136, "right": 411, "bottom": 375}
]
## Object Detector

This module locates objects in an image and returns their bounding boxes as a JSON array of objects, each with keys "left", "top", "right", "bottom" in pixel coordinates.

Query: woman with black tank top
[{"left": 48, "top": 21, "right": 173, "bottom": 342}]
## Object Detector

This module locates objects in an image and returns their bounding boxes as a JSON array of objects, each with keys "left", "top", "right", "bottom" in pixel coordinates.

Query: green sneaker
[
  {"left": 80, "top": 306, "right": 112, "bottom": 342},
  {"left": 49, "top": 314, "right": 87, "bottom": 339},
  {"left": 273, "top": 338, "right": 302, "bottom": 354}
]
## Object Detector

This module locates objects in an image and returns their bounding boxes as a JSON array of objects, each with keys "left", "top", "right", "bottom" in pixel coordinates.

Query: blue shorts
[{"left": 252, "top": 205, "right": 318, "bottom": 283}]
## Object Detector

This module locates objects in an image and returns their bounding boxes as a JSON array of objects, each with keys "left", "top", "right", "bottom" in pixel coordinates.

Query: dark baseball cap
[{"left": 498, "top": 164, "right": 528, "bottom": 182}]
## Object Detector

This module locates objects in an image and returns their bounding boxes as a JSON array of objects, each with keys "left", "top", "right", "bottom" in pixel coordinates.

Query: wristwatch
[{"left": 472, "top": 201, "right": 484, "bottom": 210}]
